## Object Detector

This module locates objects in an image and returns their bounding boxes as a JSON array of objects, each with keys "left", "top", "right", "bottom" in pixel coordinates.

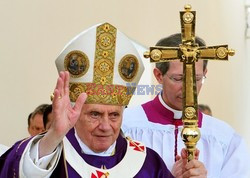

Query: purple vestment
[
  {"left": 142, "top": 95, "right": 203, "bottom": 126},
  {"left": 0, "top": 129, "right": 173, "bottom": 178}
]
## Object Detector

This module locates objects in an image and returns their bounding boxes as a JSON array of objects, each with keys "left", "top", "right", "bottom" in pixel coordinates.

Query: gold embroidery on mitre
[
  {"left": 69, "top": 82, "right": 135, "bottom": 106},
  {"left": 64, "top": 50, "right": 89, "bottom": 78},
  {"left": 119, "top": 54, "right": 139, "bottom": 82},
  {"left": 67, "top": 23, "right": 136, "bottom": 105},
  {"left": 94, "top": 23, "right": 116, "bottom": 85},
  {"left": 69, "top": 83, "right": 86, "bottom": 102}
]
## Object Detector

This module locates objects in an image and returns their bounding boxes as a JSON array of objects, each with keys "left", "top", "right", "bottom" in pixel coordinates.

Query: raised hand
[
  {"left": 39, "top": 71, "right": 87, "bottom": 158},
  {"left": 51, "top": 71, "right": 87, "bottom": 137}
]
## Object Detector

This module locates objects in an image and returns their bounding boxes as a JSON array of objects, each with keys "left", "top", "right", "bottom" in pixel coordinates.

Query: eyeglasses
[{"left": 166, "top": 74, "right": 206, "bottom": 84}]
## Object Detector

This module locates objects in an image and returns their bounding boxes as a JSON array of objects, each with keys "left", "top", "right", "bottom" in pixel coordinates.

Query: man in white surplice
[{"left": 122, "top": 33, "right": 250, "bottom": 178}]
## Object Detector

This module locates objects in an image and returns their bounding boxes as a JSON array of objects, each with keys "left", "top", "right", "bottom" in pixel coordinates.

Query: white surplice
[{"left": 122, "top": 95, "right": 250, "bottom": 178}]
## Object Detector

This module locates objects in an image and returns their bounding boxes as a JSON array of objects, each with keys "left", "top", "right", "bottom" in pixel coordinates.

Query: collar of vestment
[
  {"left": 64, "top": 130, "right": 146, "bottom": 177},
  {"left": 74, "top": 128, "right": 116, "bottom": 156},
  {"left": 142, "top": 94, "right": 203, "bottom": 127}
]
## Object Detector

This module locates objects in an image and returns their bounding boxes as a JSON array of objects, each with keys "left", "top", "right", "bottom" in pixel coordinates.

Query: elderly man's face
[{"left": 75, "top": 104, "right": 123, "bottom": 153}]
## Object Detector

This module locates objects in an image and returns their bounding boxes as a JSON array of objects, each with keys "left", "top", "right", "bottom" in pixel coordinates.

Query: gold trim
[
  {"left": 93, "top": 23, "right": 116, "bottom": 85},
  {"left": 126, "top": 137, "right": 145, "bottom": 152},
  {"left": 69, "top": 82, "right": 135, "bottom": 106}
]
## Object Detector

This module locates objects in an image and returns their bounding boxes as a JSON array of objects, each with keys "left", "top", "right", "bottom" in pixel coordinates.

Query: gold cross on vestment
[{"left": 144, "top": 4, "right": 235, "bottom": 161}]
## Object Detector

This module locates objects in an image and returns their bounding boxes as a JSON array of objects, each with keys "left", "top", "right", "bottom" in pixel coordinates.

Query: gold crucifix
[{"left": 144, "top": 4, "right": 235, "bottom": 161}]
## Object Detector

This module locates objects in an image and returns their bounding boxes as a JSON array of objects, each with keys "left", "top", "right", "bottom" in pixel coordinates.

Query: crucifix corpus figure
[{"left": 144, "top": 4, "right": 235, "bottom": 161}]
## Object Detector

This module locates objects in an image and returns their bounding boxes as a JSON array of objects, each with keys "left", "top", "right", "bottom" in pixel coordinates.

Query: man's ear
[{"left": 153, "top": 68, "right": 164, "bottom": 84}]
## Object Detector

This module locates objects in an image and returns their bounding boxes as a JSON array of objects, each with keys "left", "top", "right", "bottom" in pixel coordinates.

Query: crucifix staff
[{"left": 144, "top": 4, "right": 235, "bottom": 161}]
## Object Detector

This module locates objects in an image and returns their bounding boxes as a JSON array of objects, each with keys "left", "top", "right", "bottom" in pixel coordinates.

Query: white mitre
[{"left": 55, "top": 22, "right": 146, "bottom": 106}]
